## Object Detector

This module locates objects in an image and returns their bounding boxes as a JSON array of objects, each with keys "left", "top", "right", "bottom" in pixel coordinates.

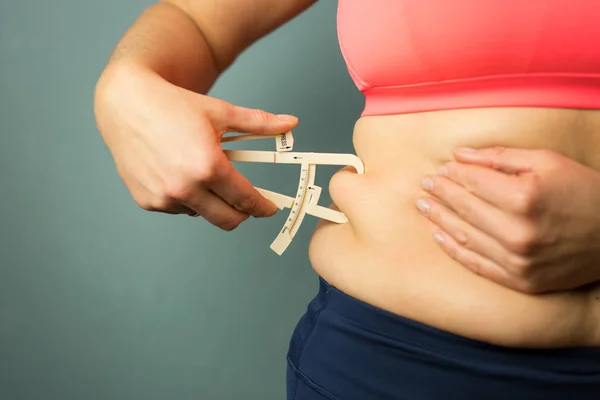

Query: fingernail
[
  {"left": 455, "top": 147, "right": 477, "bottom": 154},
  {"left": 416, "top": 199, "right": 430, "bottom": 215},
  {"left": 434, "top": 232, "right": 445, "bottom": 243},
  {"left": 276, "top": 114, "right": 297, "bottom": 121},
  {"left": 437, "top": 165, "right": 448, "bottom": 176},
  {"left": 421, "top": 177, "right": 434, "bottom": 191}
]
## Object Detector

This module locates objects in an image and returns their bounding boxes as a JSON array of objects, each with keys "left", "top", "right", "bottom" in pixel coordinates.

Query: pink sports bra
[{"left": 336, "top": 0, "right": 600, "bottom": 116}]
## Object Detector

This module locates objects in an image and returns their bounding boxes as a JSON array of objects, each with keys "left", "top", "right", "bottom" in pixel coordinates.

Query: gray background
[{"left": 0, "top": 0, "right": 364, "bottom": 399}]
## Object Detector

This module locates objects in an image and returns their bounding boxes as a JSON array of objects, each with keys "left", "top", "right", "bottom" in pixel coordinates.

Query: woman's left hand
[{"left": 416, "top": 147, "right": 600, "bottom": 294}]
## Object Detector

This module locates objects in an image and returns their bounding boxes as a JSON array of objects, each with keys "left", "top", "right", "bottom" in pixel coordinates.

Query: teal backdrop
[{"left": 0, "top": 0, "right": 364, "bottom": 399}]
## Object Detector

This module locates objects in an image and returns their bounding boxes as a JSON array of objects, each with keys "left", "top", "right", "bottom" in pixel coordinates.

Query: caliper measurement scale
[
  {"left": 272, "top": 162, "right": 313, "bottom": 254},
  {"left": 222, "top": 130, "right": 364, "bottom": 255}
]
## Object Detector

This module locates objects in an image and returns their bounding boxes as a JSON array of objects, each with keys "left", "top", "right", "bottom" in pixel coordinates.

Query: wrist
[{"left": 95, "top": 59, "right": 150, "bottom": 107}]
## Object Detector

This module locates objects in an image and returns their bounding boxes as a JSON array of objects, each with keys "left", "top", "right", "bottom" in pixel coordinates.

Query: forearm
[{"left": 102, "top": 2, "right": 221, "bottom": 94}]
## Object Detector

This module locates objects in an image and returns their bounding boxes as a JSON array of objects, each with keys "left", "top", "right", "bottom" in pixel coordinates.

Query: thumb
[
  {"left": 215, "top": 101, "right": 298, "bottom": 135},
  {"left": 452, "top": 146, "right": 534, "bottom": 174}
]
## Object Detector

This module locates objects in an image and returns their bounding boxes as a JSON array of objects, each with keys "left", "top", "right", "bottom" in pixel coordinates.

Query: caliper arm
[{"left": 221, "top": 131, "right": 364, "bottom": 255}]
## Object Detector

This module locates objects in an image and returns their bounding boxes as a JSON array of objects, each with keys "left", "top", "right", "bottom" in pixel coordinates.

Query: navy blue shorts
[{"left": 286, "top": 277, "right": 600, "bottom": 400}]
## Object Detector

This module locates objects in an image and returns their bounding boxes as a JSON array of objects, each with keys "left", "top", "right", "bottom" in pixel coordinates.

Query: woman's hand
[
  {"left": 94, "top": 63, "right": 298, "bottom": 230},
  {"left": 416, "top": 146, "right": 600, "bottom": 294}
]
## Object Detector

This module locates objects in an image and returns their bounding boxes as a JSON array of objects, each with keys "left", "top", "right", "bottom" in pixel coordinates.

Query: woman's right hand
[{"left": 94, "top": 63, "right": 299, "bottom": 230}]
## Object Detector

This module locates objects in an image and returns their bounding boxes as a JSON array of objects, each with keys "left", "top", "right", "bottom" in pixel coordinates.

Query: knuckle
[
  {"left": 447, "top": 163, "right": 475, "bottom": 189},
  {"left": 162, "top": 177, "right": 191, "bottom": 202},
  {"left": 235, "top": 194, "right": 258, "bottom": 212},
  {"left": 504, "top": 227, "right": 537, "bottom": 255},
  {"left": 489, "top": 147, "right": 507, "bottom": 168},
  {"left": 427, "top": 203, "right": 440, "bottom": 221},
  {"left": 250, "top": 108, "right": 271, "bottom": 122},
  {"left": 454, "top": 229, "right": 470, "bottom": 247},
  {"left": 506, "top": 254, "right": 532, "bottom": 275},
  {"left": 445, "top": 242, "right": 459, "bottom": 260},
  {"left": 162, "top": 159, "right": 223, "bottom": 200},
  {"left": 509, "top": 192, "right": 535, "bottom": 215},
  {"left": 456, "top": 199, "right": 474, "bottom": 220},
  {"left": 195, "top": 164, "right": 219, "bottom": 183},
  {"left": 194, "top": 154, "right": 226, "bottom": 183},
  {"left": 250, "top": 108, "right": 274, "bottom": 133},
  {"left": 219, "top": 221, "right": 239, "bottom": 231},
  {"left": 219, "top": 216, "right": 247, "bottom": 231},
  {"left": 135, "top": 196, "right": 169, "bottom": 212},
  {"left": 513, "top": 276, "right": 540, "bottom": 294},
  {"left": 435, "top": 209, "right": 469, "bottom": 246},
  {"left": 509, "top": 175, "right": 541, "bottom": 215},
  {"left": 135, "top": 197, "right": 155, "bottom": 212}
]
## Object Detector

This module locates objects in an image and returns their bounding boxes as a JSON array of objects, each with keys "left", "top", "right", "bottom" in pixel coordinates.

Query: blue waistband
[
  {"left": 322, "top": 277, "right": 600, "bottom": 371},
  {"left": 286, "top": 277, "right": 600, "bottom": 400}
]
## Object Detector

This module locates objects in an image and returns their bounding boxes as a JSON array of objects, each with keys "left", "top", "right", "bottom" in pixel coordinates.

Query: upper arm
[{"left": 161, "top": 0, "right": 318, "bottom": 72}]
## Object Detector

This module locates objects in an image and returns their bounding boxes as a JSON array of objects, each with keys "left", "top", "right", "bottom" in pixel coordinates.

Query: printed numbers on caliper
[{"left": 222, "top": 131, "right": 364, "bottom": 255}]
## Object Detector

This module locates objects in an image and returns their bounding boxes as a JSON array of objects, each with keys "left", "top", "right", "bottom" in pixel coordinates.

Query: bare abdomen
[{"left": 308, "top": 107, "right": 600, "bottom": 348}]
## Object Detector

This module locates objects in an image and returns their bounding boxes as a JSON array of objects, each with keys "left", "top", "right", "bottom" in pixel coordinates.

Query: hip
[{"left": 286, "top": 276, "right": 600, "bottom": 400}]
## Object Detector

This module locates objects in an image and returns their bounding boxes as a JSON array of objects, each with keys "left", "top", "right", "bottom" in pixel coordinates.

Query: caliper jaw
[{"left": 222, "top": 130, "right": 364, "bottom": 255}]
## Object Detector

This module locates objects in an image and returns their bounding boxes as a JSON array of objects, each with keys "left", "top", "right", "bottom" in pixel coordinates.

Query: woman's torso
[
  {"left": 307, "top": 0, "right": 600, "bottom": 349},
  {"left": 309, "top": 107, "right": 600, "bottom": 348}
]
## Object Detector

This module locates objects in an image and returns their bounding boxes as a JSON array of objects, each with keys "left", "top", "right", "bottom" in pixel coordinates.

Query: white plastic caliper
[{"left": 221, "top": 130, "right": 364, "bottom": 255}]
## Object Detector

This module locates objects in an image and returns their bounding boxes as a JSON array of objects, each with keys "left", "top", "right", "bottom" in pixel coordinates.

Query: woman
[{"left": 94, "top": 0, "right": 600, "bottom": 398}]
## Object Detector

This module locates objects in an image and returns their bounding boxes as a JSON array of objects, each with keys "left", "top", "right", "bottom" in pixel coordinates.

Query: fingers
[
  {"left": 416, "top": 196, "right": 533, "bottom": 292},
  {"left": 207, "top": 153, "right": 279, "bottom": 218},
  {"left": 437, "top": 162, "right": 523, "bottom": 210},
  {"left": 184, "top": 188, "right": 251, "bottom": 231},
  {"left": 167, "top": 205, "right": 203, "bottom": 217},
  {"left": 430, "top": 229, "right": 522, "bottom": 291},
  {"left": 420, "top": 173, "right": 520, "bottom": 243},
  {"left": 453, "top": 147, "right": 535, "bottom": 174},
  {"left": 415, "top": 191, "right": 547, "bottom": 293},
  {"left": 135, "top": 176, "right": 251, "bottom": 229},
  {"left": 136, "top": 196, "right": 199, "bottom": 216},
  {"left": 416, "top": 196, "right": 523, "bottom": 272},
  {"left": 438, "top": 160, "right": 545, "bottom": 218},
  {"left": 134, "top": 153, "right": 276, "bottom": 230},
  {"left": 210, "top": 99, "right": 299, "bottom": 136}
]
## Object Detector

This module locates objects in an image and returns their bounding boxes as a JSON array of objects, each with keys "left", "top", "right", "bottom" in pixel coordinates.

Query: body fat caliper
[{"left": 221, "top": 130, "right": 365, "bottom": 255}]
